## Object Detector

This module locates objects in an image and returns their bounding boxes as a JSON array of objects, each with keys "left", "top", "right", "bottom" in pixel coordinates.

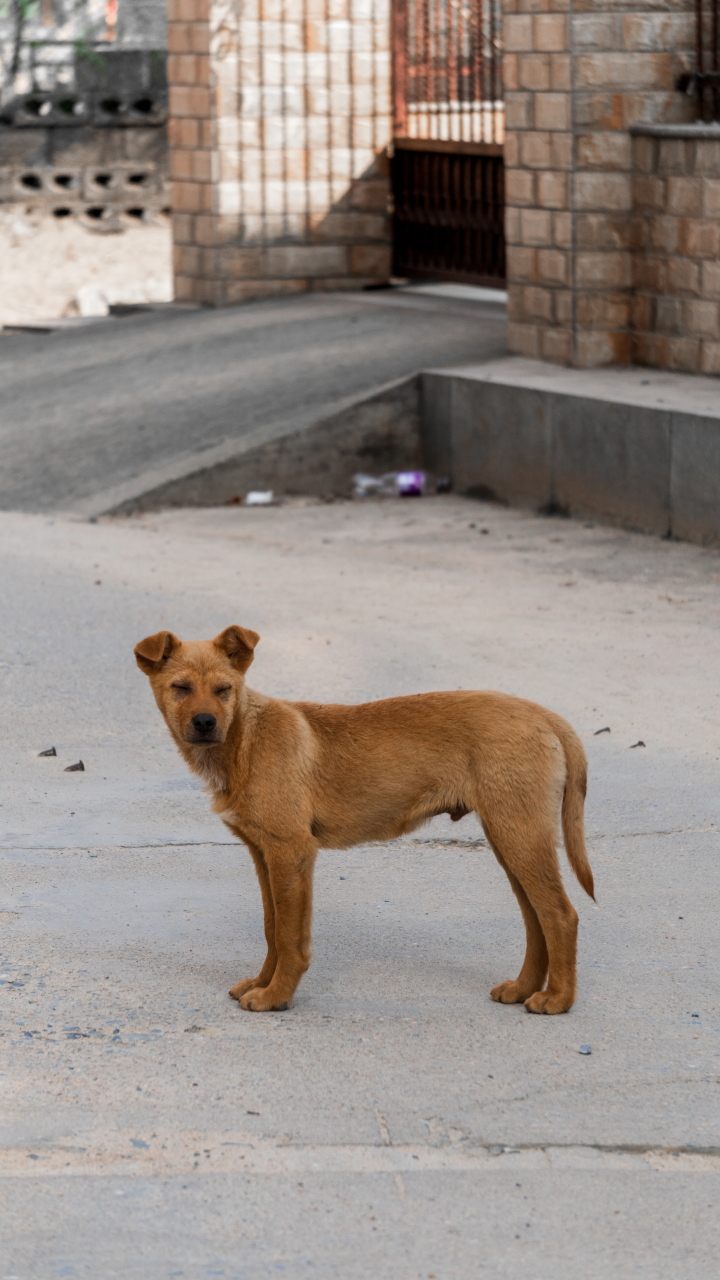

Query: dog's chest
[{"left": 220, "top": 810, "right": 254, "bottom": 844}]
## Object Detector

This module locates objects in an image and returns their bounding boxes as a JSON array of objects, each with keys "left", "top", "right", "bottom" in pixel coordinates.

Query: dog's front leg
[
  {"left": 229, "top": 843, "right": 278, "bottom": 1003},
  {"left": 237, "top": 838, "right": 317, "bottom": 1012}
]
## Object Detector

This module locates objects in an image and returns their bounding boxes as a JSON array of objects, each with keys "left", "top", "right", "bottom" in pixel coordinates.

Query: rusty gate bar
[
  {"left": 391, "top": 143, "right": 505, "bottom": 285},
  {"left": 391, "top": 0, "right": 505, "bottom": 284},
  {"left": 692, "top": 0, "right": 720, "bottom": 121},
  {"left": 391, "top": 0, "right": 504, "bottom": 144}
]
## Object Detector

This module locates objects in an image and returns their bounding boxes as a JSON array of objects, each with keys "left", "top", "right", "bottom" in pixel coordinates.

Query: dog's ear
[
  {"left": 214, "top": 625, "right": 260, "bottom": 674},
  {"left": 134, "top": 631, "right": 181, "bottom": 675}
]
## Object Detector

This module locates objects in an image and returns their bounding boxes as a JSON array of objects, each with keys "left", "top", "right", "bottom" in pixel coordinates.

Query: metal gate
[
  {"left": 391, "top": 0, "right": 505, "bottom": 287},
  {"left": 691, "top": 0, "right": 720, "bottom": 122}
]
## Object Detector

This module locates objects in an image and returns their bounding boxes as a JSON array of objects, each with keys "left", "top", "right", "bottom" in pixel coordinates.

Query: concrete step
[
  {"left": 75, "top": 374, "right": 423, "bottom": 517},
  {"left": 85, "top": 353, "right": 720, "bottom": 548},
  {"left": 422, "top": 357, "right": 720, "bottom": 546}
]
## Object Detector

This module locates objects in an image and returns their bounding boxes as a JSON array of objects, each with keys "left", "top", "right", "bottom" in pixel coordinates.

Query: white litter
[
  {"left": 353, "top": 471, "right": 426, "bottom": 498},
  {"left": 353, "top": 472, "right": 398, "bottom": 498},
  {"left": 245, "top": 491, "right": 274, "bottom": 506}
]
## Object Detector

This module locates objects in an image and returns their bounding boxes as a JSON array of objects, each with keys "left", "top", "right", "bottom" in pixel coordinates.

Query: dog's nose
[{"left": 192, "top": 713, "right": 217, "bottom": 734}]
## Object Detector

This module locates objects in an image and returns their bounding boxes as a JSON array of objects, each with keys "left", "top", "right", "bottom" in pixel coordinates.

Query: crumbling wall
[
  {"left": 0, "top": 47, "right": 169, "bottom": 227},
  {"left": 0, "top": 30, "right": 172, "bottom": 322},
  {"left": 0, "top": 0, "right": 166, "bottom": 100}
]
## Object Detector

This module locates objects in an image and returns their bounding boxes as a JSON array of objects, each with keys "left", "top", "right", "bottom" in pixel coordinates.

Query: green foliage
[
  {"left": 73, "top": 37, "right": 106, "bottom": 70},
  {"left": 0, "top": 0, "right": 39, "bottom": 19}
]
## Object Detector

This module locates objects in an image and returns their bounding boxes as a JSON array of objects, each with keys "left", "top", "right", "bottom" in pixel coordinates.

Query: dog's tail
[{"left": 548, "top": 713, "right": 595, "bottom": 901}]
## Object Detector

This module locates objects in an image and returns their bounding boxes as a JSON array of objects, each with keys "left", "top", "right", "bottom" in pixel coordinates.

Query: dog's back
[{"left": 283, "top": 691, "right": 589, "bottom": 888}]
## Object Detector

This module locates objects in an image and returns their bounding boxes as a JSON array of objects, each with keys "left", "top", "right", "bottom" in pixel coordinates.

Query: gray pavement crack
[{"left": 2, "top": 823, "right": 718, "bottom": 856}]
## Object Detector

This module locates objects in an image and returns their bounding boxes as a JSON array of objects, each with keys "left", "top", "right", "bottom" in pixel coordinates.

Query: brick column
[
  {"left": 630, "top": 125, "right": 720, "bottom": 376},
  {"left": 167, "top": 0, "right": 392, "bottom": 306},
  {"left": 504, "top": 0, "right": 696, "bottom": 367},
  {"left": 167, "top": 0, "right": 216, "bottom": 299}
]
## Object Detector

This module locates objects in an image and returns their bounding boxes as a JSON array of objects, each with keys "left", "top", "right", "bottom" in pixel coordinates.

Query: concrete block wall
[
  {"left": 631, "top": 125, "right": 720, "bottom": 376},
  {"left": 0, "top": 125, "right": 169, "bottom": 228},
  {"left": 168, "top": 0, "right": 392, "bottom": 305},
  {"left": 504, "top": 0, "right": 696, "bottom": 367},
  {"left": 0, "top": 48, "right": 169, "bottom": 228}
]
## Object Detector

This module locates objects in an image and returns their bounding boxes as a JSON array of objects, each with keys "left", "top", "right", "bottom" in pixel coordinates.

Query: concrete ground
[
  {"left": 1, "top": 495, "right": 719, "bottom": 1277},
  {"left": 0, "top": 289, "right": 506, "bottom": 514}
]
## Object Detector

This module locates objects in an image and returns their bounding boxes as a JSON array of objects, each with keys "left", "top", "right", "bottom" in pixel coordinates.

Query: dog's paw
[
  {"left": 229, "top": 977, "right": 269, "bottom": 1001},
  {"left": 239, "top": 986, "right": 291, "bottom": 1012},
  {"left": 523, "top": 990, "right": 572, "bottom": 1015},
  {"left": 491, "top": 979, "right": 533, "bottom": 1004}
]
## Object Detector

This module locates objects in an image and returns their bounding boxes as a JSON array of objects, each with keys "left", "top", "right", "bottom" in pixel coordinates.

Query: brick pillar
[
  {"left": 503, "top": 0, "right": 696, "bottom": 367},
  {"left": 167, "top": 0, "right": 392, "bottom": 306},
  {"left": 167, "top": 0, "right": 215, "bottom": 299},
  {"left": 630, "top": 126, "right": 720, "bottom": 376}
]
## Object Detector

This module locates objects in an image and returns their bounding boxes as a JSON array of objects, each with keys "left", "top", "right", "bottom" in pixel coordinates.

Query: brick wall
[
  {"left": 504, "top": 0, "right": 696, "bottom": 367},
  {"left": 631, "top": 125, "right": 720, "bottom": 376},
  {"left": 167, "top": 0, "right": 392, "bottom": 306}
]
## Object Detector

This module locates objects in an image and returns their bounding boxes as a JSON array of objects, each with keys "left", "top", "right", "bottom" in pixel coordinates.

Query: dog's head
[{"left": 134, "top": 626, "right": 259, "bottom": 747}]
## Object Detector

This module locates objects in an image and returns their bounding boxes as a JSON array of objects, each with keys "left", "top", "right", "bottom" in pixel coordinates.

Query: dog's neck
[
  {"left": 173, "top": 684, "right": 262, "bottom": 798},
  {"left": 185, "top": 742, "right": 230, "bottom": 793}
]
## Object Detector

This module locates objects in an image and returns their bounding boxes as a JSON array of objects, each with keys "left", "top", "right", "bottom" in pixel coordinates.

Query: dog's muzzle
[{"left": 188, "top": 712, "right": 220, "bottom": 743}]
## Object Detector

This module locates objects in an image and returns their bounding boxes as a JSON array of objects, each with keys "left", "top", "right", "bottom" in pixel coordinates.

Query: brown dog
[{"left": 134, "top": 626, "right": 595, "bottom": 1014}]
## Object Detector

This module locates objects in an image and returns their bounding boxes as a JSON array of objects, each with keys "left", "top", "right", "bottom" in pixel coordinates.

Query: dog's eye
[
  {"left": 171, "top": 683, "right": 192, "bottom": 694},
  {"left": 214, "top": 686, "right": 232, "bottom": 697}
]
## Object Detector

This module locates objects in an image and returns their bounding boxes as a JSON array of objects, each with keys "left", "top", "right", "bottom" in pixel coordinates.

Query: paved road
[
  {"left": 0, "top": 290, "right": 506, "bottom": 513},
  {"left": 1, "top": 496, "right": 718, "bottom": 1277}
]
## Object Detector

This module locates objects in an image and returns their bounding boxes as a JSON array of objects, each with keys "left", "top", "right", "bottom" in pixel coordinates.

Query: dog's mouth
[{"left": 184, "top": 715, "right": 223, "bottom": 746}]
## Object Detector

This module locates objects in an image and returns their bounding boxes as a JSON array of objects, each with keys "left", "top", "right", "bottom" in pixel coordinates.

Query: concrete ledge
[
  {"left": 85, "top": 351, "right": 719, "bottom": 547},
  {"left": 89, "top": 376, "right": 422, "bottom": 517},
  {"left": 422, "top": 358, "right": 720, "bottom": 544},
  {"left": 630, "top": 123, "right": 720, "bottom": 139}
]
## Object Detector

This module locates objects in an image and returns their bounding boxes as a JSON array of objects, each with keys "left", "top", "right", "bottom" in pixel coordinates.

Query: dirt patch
[{"left": 0, "top": 207, "right": 172, "bottom": 324}]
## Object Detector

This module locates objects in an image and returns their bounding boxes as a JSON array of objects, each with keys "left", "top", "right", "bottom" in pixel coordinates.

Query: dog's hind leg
[
  {"left": 238, "top": 837, "right": 318, "bottom": 1013},
  {"left": 229, "top": 843, "right": 278, "bottom": 1002},
  {"left": 482, "top": 818, "right": 578, "bottom": 1014},
  {"left": 484, "top": 834, "right": 548, "bottom": 1005}
]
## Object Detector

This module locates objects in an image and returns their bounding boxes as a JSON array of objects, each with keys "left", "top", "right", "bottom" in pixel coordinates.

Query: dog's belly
[{"left": 310, "top": 797, "right": 470, "bottom": 850}]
